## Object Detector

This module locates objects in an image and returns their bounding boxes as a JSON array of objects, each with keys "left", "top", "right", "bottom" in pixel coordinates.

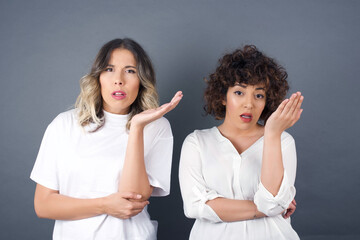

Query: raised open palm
[{"left": 131, "top": 91, "right": 183, "bottom": 128}]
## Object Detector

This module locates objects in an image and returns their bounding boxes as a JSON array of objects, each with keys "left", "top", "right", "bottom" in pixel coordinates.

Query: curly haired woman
[{"left": 179, "top": 45, "right": 303, "bottom": 240}]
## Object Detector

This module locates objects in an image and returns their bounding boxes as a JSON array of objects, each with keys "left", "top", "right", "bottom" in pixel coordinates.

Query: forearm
[
  {"left": 34, "top": 185, "right": 104, "bottom": 220},
  {"left": 206, "top": 197, "right": 266, "bottom": 222},
  {"left": 261, "top": 131, "right": 284, "bottom": 196},
  {"left": 118, "top": 126, "right": 152, "bottom": 200}
]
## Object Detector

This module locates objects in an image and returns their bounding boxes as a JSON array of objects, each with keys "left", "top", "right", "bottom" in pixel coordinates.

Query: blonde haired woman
[{"left": 31, "top": 38, "right": 182, "bottom": 240}]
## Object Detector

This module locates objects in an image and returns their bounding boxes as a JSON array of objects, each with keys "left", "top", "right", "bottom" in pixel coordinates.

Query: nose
[
  {"left": 114, "top": 73, "right": 123, "bottom": 85},
  {"left": 243, "top": 95, "right": 253, "bottom": 109}
]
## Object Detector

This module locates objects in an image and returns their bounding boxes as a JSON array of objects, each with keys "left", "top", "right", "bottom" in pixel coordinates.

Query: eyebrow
[
  {"left": 106, "top": 64, "right": 137, "bottom": 69},
  {"left": 125, "top": 65, "right": 137, "bottom": 69},
  {"left": 235, "top": 83, "right": 265, "bottom": 90}
]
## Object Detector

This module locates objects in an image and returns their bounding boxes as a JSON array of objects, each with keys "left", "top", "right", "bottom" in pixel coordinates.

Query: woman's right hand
[
  {"left": 265, "top": 92, "right": 304, "bottom": 136},
  {"left": 130, "top": 91, "right": 183, "bottom": 129},
  {"left": 102, "top": 192, "right": 149, "bottom": 219}
]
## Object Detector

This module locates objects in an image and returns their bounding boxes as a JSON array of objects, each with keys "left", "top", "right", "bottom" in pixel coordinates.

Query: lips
[
  {"left": 112, "top": 90, "right": 126, "bottom": 100},
  {"left": 240, "top": 113, "right": 253, "bottom": 123}
]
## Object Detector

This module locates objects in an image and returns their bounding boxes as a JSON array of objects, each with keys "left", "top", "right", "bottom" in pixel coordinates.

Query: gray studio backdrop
[{"left": 1, "top": 0, "right": 359, "bottom": 239}]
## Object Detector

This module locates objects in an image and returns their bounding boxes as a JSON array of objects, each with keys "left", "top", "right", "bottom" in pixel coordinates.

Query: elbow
[
  {"left": 183, "top": 206, "right": 197, "bottom": 219},
  {"left": 142, "top": 186, "right": 154, "bottom": 201},
  {"left": 182, "top": 200, "right": 199, "bottom": 219},
  {"left": 34, "top": 200, "right": 48, "bottom": 219},
  {"left": 132, "top": 186, "right": 154, "bottom": 202},
  {"left": 34, "top": 194, "right": 54, "bottom": 219}
]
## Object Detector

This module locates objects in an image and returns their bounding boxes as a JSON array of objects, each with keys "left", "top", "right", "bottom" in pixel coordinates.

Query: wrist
[
  {"left": 99, "top": 196, "right": 108, "bottom": 215},
  {"left": 130, "top": 123, "right": 145, "bottom": 132},
  {"left": 264, "top": 128, "right": 282, "bottom": 139}
]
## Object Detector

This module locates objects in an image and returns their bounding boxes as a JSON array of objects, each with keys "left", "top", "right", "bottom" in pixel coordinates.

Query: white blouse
[
  {"left": 31, "top": 109, "right": 173, "bottom": 240},
  {"left": 179, "top": 127, "right": 299, "bottom": 240}
]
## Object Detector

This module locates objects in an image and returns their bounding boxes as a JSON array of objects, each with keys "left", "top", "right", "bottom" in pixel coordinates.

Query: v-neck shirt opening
[{"left": 212, "top": 126, "right": 264, "bottom": 157}]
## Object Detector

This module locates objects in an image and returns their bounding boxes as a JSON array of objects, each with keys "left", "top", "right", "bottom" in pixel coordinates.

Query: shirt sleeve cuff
[
  {"left": 149, "top": 175, "right": 169, "bottom": 197},
  {"left": 254, "top": 171, "right": 296, "bottom": 217},
  {"left": 192, "top": 186, "right": 223, "bottom": 223}
]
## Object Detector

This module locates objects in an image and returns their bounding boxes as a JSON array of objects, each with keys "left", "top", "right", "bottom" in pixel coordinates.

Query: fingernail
[{"left": 137, "top": 194, "right": 142, "bottom": 199}]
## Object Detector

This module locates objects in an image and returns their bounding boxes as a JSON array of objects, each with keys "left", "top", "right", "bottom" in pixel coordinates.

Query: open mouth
[
  {"left": 113, "top": 92, "right": 125, "bottom": 96},
  {"left": 240, "top": 113, "right": 253, "bottom": 122},
  {"left": 240, "top": 115, "right": 252, "bottom": 119},
  {"left": 112, "top": 91, "right": 126, "bottom": 99}
]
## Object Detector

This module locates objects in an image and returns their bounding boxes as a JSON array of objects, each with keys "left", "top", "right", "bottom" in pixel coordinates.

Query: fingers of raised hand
[
  {"left": 289, "top": 92, "right": 303, "bottom": 115},
  {"left": 281, "top": 92, "right": 304, "bottom": 124},
  {"left": 275, "top": 98, "right": 289, "bottom": 115},
  {"left": 155, "top": 103, "right": 172, "bottom": 116},
  {"left": 170, "top": 91, "right": 183, "bottom": 107},
  {"left": 295, "top": 96, "right": 304, "bottom": 121},
  {"left": 158, "top": 91, "right": 183, "bottom": 115},
  {"left": 281, "top": 93, "right": 299, "bottom": 115},
  {"left": 288, "top": 93, "right": 304, "bottom": 124}
]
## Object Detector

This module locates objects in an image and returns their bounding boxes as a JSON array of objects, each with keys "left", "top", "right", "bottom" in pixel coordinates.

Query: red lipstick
[
  {"left": 240, "top": 113, "right": 253, "bottom": 123},
  {"left": 112, "top": 90, "right": 126, "bottom": 100}
]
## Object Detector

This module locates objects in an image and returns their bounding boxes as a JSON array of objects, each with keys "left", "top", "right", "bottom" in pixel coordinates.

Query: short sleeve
[
  {"left": 179, "top": 134, "right": 223, "bottom": 223},
  {"left": 30, "top": 120, "right": 60, "bottom": 190},
  {"left": 254, "top": 133, "right": 297, "bottom": 217},
  {"left": 144, "top": 118, "right": 173, "bottom": 197}
]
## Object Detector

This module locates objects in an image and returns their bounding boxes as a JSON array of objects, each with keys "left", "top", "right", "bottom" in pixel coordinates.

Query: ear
[{"left": 222, "top": 95, "right": 227, "bottom": 106}]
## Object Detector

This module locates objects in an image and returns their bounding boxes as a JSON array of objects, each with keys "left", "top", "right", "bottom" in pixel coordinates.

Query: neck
[{"left": 218, "top": 118, "right": 264, "bottom": 139}]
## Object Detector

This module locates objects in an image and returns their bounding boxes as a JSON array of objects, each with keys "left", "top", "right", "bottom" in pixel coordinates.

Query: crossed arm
[
  {"left": 179, "top": 92, "right": 303, "bottom": 222},
  {"left": 33, "top": 91, "right": 183, "bottom": 220}
]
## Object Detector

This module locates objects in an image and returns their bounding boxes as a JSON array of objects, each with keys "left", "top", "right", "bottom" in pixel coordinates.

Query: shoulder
[
  {"left": 183, "top": 127, "right": 217, "bottom": 146},
  {"left": 48, "top": 109, "right": 78, "bottom": 131},
  {"left": 144, "top": 117, "right": 172, "bottom": 139}
]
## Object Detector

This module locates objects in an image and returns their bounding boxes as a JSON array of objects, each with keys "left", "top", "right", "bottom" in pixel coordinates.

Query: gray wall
[{"left": 1, "top": 0, "right": 359, "bottom": 239}]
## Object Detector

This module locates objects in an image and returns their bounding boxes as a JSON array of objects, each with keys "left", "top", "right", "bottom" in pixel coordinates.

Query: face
[
  {"left": 222, "top": 83, "right": 266, "bottom": 132},
  {"left": 99, "top": 48, "right": 140, "bottom": 114}
]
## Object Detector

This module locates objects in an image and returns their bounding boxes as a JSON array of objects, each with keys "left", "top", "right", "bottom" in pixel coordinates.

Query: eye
[
  {"left": 126, "top": 69, "right": 136, "bottom": 74},
  {"left": 104, "top": 67, "right": 113, "bottom": 72},
  {"left": 256, "top": 94, "right": 265, "bottom": 99},
  {"left": 234, "top": 91, "right": 243, "bottom": 96}
]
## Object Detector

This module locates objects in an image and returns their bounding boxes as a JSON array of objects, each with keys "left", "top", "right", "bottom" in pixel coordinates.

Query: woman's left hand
[
  {"left": 131, "top": 91, "right": 183, "bottom": 129},
  {"left": 265, "top": 92, "right": 304, "bottom": 135},
  {"left": 283, "top": 199, "right": 297, "bottom": 219}
]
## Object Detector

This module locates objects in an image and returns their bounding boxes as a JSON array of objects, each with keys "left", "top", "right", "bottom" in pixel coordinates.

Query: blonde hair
[{"left": 75, "top": 38, "right": 159, "bottom": 131}]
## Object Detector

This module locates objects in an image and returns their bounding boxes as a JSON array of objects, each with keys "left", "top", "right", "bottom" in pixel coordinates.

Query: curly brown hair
[{"left": 204, "top": 45, "right": 289, "bottom": 123}]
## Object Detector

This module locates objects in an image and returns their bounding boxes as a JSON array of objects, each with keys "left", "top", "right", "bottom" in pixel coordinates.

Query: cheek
[
  {"left": 99, "top": 75, "right": 107, "bottom": 90},
  {"left": 134, "top": 78, "right": 141, "bottom": 91},
  {"left": 129, "top": 81, "right": 140, "bottom": 100},
  {"left": 226, "top": 97, "right": 239, "bottom": 110},
  {"left": 256, "top": 102, "right": 266, "bottom": 115}
]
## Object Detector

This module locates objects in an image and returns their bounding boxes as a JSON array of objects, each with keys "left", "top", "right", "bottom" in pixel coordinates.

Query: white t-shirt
[
  {"left": 30, "top": 109, "right": 173, "bottom": 240},
  {"left": 179, "top": 127, "right": 299, "bottom": 240}
]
